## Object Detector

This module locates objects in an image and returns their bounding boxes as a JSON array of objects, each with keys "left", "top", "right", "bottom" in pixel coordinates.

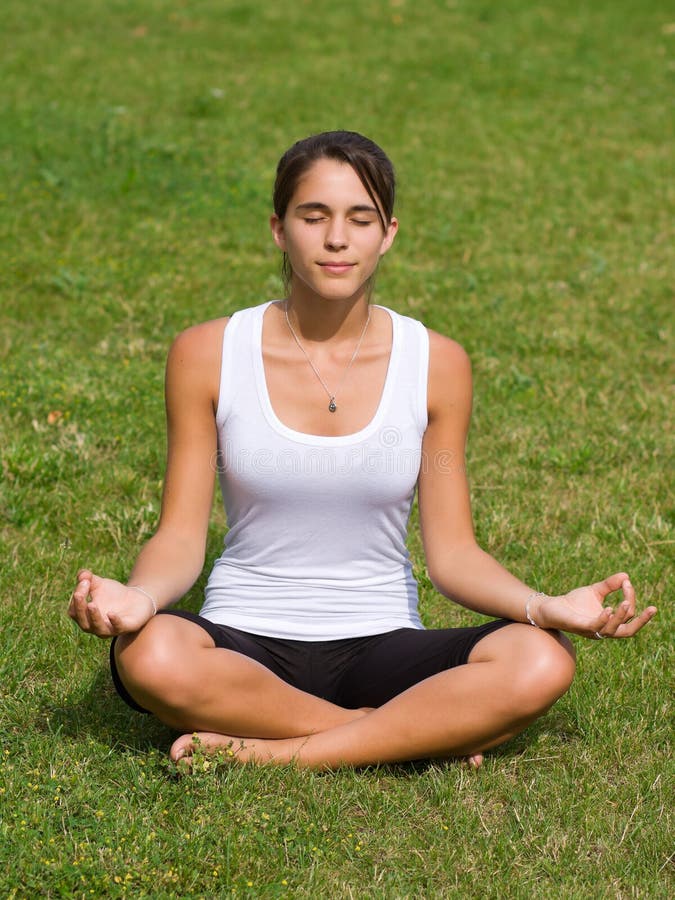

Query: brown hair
[{"left": 273, "top": 131, "right": 396, "bottom": 290}]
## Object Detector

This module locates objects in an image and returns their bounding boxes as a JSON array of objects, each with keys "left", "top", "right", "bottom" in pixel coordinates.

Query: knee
[
  {"left": 114, "top": 620, "right": 192, "bottom": 712},
  {"left": 511, "top": 630, "right": 576, "bottom": 718}
]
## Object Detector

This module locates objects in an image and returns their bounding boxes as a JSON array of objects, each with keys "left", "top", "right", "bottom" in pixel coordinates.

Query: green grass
[{"left": 1, "top": 0, "right": 673, "bottom": 896}]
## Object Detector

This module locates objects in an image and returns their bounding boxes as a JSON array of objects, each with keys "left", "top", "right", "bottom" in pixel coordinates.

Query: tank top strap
[{"left": 215, "top": 301, "right": 274, "bottom": 429}]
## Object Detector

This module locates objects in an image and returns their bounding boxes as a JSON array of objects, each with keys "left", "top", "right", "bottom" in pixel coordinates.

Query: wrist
[
  {"left": 525, "top": 591, "right": 549, "bottom": 627},
  {"left": 127, "top": 584, "right": 157, "bottom": 617}
]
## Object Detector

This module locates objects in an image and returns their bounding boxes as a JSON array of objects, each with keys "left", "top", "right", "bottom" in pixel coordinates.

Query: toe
[
  {"left": 467, "top": 753, "right": 484, "bottom": 769},
  {"left": 170, "top": 733, "right": 196, "bottom": 762}
]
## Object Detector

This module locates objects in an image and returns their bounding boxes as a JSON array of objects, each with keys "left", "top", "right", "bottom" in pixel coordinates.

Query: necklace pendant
[{"left": 284, "top": 303, "right": 370, "bottom": 416}]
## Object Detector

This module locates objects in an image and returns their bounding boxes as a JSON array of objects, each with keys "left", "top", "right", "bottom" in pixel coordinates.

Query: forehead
[{"left": 292, "top": 158, "right": 374, "bottom": 207}]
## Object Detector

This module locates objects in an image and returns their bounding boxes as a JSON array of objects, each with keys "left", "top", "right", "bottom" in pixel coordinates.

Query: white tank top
[{"left": 200, "top": 301, "right": 429, "bottom": 640}]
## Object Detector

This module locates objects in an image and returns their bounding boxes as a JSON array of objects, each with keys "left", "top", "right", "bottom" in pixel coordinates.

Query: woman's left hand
[{"left": 531, "top": 572, "right": 657, "bottom": 640}]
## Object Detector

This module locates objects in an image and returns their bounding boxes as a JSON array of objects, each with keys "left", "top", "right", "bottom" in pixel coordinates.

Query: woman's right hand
[{"left": 68, "top": 569, "right": 156, "bottom": 638}]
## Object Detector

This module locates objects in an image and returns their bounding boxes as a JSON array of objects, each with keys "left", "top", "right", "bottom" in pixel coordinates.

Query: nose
[{"left": 324, "top": 218, "right": 348, "bottom": 251}]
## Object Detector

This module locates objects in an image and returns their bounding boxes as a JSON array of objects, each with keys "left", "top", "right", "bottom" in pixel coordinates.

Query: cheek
[
  {"left": 282, "top": 225, "right": 311, "bottom": 256},
  {"left": 284, "top": 239, "right": 306, "bottom": 265}
]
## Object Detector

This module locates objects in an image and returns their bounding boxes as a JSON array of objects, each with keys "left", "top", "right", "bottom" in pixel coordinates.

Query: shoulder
[
  {"left": 166, "top": 318, "right": 230, "bottom": 406},
  {"left": 425, "top": 328, "right": 472, "bottom": 423},
  {"left": 168, "top": 317, "right": 230, "bottom": 363},
  {"left": 386, "top": 308, "right": 469, "bottom": 376},
  {"left": 427, "top": 328, "right": 471, "bottom": 376}
]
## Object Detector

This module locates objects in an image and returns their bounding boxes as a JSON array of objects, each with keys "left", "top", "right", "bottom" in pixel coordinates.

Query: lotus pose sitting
[{"left": 68, "top": 131, "right": 657, "bottom": 769}]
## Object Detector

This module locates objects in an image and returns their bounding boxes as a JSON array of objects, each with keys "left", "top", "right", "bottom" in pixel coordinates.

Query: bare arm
[
  {"left": 418, "top": 330, "right": 657, "bottom": 639},
  {"left": 68, "top": 318, "right": 227, "bottom": 636}
]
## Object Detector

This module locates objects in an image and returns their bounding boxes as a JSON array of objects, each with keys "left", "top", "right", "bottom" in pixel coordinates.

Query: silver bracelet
[
  {"left": 128, "top": 585, "right": 157, "bottom": 616},
  {"left": 525, "top": 591, "right": 546, "bottom": 627}
]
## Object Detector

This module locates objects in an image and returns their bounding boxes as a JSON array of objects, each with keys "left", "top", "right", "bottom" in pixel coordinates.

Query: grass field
[{"left": 1, "top": 0, "right": 673, "bottom": 896}]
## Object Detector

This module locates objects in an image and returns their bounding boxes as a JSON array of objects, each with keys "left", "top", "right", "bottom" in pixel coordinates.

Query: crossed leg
[
  {"left": 170, "top": 624, "right": 575, "bottom": 768},
  {"left": 114, "top": 617, "right": 575, "bottom": 770},
  {"left": 113, "top": 614, "right": 367, "bottom": 737}
]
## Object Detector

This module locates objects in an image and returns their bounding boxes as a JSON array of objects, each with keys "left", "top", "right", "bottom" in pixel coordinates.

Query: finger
[
  {"left": 584, "top": 606, "right": 614, "bottom": 635},
  {"left": 88, "top": 572, "right": 104, "bottom": 592},
  {"left": 593, "top": 572, "right": 630, "bottom": 601},
  {"left": 598, "top": 598, "right": 634, "bottom": 637},
  {"left": 612, "top": 606, "right": 658, "bottom": 638},
  {"left": 69, "top": 575, "right": 91, "bottom": 606},
  {"left": 87, "top": 602, "right": 114, "bottom": 637},
  {"left": 109, "top": 607, "right": 152, "bottom": 635},
  {"left": 621, "top": 578, "right": 636, "bottom": 617},
  {"left": 70, "top": 585, "right": 93, "bottom": 631},
  {"left": 107, "top": 611, "right": 130, "bottom": 635}
]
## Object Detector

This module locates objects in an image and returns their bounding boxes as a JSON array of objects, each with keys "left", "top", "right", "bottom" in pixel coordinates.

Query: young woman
[{"left": 68, "top": 131, "right": 656, "bottom": 769}]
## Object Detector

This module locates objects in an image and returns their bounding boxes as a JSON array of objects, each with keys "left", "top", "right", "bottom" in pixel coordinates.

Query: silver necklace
[{"left": 284, "top": 303, "right": 371, "bottom": 413}]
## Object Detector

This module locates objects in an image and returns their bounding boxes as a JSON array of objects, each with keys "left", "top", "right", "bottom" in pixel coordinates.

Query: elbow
[
  {"left": 426, "top": 562, "right": 450, "bottom": 597},
  {"left": 426, "top": 563, "right": 440, "bottom": 591},
  {"left": 424, "top": 540, "right": 482, "bottom": 598},
  {"left": 183, "top": 543, "right": 206, "bottom": 582}
]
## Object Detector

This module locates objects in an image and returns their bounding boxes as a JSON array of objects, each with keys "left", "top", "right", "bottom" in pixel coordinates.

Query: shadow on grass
[
  {"left": 39, "top": 666, "right": 176, "bottom": 754},
  {"left": 379, "top": 707, "right": 582, "bottom": 777}
]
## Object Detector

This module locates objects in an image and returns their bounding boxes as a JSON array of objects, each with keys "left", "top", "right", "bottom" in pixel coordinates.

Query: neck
[{"left": 284, "top": 289, "right": 371, "bottom": 344}]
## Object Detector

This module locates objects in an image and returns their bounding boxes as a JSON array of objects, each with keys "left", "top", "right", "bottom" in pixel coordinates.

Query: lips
[{"left": 318, "top": 262, "right": 356, "bottom": 275}]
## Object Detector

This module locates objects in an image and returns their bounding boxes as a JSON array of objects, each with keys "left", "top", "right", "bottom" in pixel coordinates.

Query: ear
[
  {"left": 379, "top": 217, "right": 399, "bottom": 257},
  {"left": 270, "top": 214, "right": 286, "bottom": 252}
]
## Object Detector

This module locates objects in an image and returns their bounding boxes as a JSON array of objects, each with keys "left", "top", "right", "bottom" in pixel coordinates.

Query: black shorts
[{"left": 110, "top": 609, "right": 514, "bottom": 714}]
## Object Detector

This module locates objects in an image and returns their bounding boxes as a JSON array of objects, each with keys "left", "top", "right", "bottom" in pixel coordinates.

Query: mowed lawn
[{"left": 0, "top": 1, "right": 672, "bottom": 896}]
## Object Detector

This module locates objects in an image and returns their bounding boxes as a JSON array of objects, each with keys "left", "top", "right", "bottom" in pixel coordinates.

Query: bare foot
[
  {"left": 170, "top": 731, "right": 303, "bottom": 767},
  {"left": 171, "top": 731, "right": 247, "bottom": 766},
  {"left": 465, "top": 752, "right": 484, "bottom": 769},
  {"left": 171, "top": 708, "right": 373, "bottom": 769}
]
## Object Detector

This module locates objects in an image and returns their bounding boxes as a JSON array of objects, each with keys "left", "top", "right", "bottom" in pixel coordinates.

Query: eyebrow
[{"left": 294, "top": 202, "right": 379, "bottom": 214}]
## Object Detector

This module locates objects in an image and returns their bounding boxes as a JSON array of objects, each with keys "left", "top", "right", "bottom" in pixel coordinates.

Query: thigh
[
  {"left": 335, "top": 620, "right": 514, "bottom": 709},
  {"left": 110, "top": 609, "right": 290, "bottom": 713}
]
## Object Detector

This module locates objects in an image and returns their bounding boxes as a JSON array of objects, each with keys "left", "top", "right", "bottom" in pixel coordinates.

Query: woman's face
[{"left": 270, "top": 158, "right": 398, "bottom": 304}]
